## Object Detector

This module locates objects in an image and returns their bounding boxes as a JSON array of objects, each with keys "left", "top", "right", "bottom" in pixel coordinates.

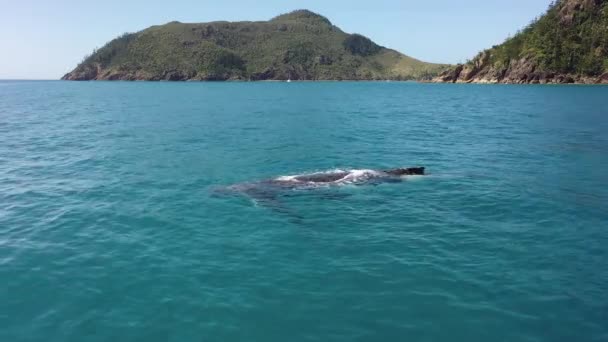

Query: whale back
[{"left": 293, "top": 171, "right": 350, "bottom": 183}]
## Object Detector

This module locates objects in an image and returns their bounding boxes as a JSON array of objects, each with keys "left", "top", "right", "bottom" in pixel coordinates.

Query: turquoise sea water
[{"left": 1, "top": 81, "right": 607, "bottom": 341}]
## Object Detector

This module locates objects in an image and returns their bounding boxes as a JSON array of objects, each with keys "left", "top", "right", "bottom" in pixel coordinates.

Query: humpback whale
[
  {"left": 221, "top": 167, "right": 424, "bottom": 193},
  {"left": 213, "top": 167, "right": 425, "bottom": 218}
]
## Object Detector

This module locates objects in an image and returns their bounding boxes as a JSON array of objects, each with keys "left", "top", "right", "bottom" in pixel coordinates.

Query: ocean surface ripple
[{"left": 1, "top": 81, "right": 607, "bottom": 342}]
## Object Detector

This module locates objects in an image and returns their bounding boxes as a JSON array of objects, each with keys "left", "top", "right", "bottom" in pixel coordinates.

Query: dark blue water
[{"left": 1, "top": 81, "right": 607, "bottom": 342}]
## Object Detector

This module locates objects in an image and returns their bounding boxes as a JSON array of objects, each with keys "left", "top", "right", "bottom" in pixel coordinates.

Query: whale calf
[{"left": 213, "top": 167, "right": 425, "bottom": 217}]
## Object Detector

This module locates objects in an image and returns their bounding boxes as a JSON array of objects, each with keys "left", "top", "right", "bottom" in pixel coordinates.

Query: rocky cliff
[{"left": 433, "top": 0, "right": 608, "bottom": 84}]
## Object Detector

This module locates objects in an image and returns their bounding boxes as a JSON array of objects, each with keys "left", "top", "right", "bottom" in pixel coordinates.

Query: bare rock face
[
  {"left": 502, "top": 57, "right": 537, "bottom": 83},
  {"left": 61, "top": 63, "right": 102, "bottom": 80},
  {"left": 455, "top": 65, "right": 478, "bottom": 83},
  {"left": 559, "top": 0, "right": 600, "bottom": 25},
  {"left": 432, "top": 65, "right": 463, "bottom": 83},
  {"left": 457, "top": 51, "right": 490, "bottom": 82}
]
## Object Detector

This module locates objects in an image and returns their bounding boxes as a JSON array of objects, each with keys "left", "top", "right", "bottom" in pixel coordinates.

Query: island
[{"left": 62, "top": 10, "right": 448, "bottom": 81}]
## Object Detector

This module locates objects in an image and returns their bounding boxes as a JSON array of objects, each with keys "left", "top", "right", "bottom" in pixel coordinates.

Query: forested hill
[
  {"left": 433, "top": 0, "right": 608, "bottom": 84},
  {"left": 63, "top": 10, "right": 447, "bottom": 81}
]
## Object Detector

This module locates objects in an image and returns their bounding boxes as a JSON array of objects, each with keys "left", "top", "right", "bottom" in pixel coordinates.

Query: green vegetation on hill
[
  {"left": 64, "top": 10, "right": 447, "bottom": 81},
  {"left": 490, "top": 0, "right": 608, "bottom": 75},
  {"left": 434, "top": 0, "right": 608, "bottom": 83}
]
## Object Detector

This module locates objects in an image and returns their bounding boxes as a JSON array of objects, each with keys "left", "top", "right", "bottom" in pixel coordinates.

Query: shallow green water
[{"left": 1, "top": 81, "right": 607, "bottom": 341}]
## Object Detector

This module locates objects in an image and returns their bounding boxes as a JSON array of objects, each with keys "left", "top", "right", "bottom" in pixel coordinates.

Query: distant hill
[
  {"left": 63, "top": 10, "right": 448, "bottom": 81},
  {"left": 433, "top": 0, "right": 608, "bottom": 84}
]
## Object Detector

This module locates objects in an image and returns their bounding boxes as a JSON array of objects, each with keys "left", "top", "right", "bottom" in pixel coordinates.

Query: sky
[{"left": 0, "top": 0, "right": 554, "bottom": 79}]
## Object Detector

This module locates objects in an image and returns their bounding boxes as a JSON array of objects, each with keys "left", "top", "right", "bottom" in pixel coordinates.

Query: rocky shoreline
[
  {"left": 65, "top": 58, "right": 608, "bottom": 84},
  {"left": 431, "top": 53, "right": 608, "bottom": 85},
  {"left": 61, "top": 63, "right": 424, "bottom": 81}
]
